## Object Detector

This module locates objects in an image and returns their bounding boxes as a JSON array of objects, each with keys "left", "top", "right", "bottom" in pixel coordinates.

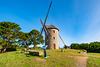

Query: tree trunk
[
  {"left": 1, "top": 47, "right": 6, "bottom": 53},
  {"left": 1, "top": 44, "right": 7, "bottom": 53},
  {"left": 34, "top": 45, "right": 36, "bottom": 49}
]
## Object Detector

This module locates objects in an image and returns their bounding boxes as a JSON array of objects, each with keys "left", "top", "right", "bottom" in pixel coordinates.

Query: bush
[
  {"left": 29, "top": 47, "right": 33, "bottom": 50},
  {"left": 64, "top": 45, "right": 67, "bottom": 49},
  {"left": 71, "top": 43, "right": 80, "bottom": 49},
  {"left": 36, "top": 46, "right": 41, "bottom": 49},
  {"left": 82, "top": 49, "right": 87, "bottom": 52},
  {"left": 6, "top": 47, "right": 16, "bottom": 51},
  {"left": 71, "top": 42, "right": 100, "bottom": 53}
]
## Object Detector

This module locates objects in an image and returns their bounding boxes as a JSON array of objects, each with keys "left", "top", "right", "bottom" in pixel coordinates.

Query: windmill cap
[{"left": 46, "top": 24, "right": 59, "bottom": 31}]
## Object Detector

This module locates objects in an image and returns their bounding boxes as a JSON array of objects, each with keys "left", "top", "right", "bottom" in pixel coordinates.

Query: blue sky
[{"left": 0, "top": 0, "right": 100, "bottom": 47}]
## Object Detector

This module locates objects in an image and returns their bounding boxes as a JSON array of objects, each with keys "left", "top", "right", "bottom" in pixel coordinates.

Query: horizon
[{"left": 0, "top": 0, "right": 100, "bottom": 47}]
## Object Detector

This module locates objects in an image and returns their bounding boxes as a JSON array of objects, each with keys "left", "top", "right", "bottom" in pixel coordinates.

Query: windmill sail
[
  {"left": 40, "top": 19, "right": 51, "bottom": 40},
  {"left": 40, "top": 1, "right": 52, "bottom": 35},
  {"left": 59, "top": 34, "right": 66, "bottom": 46}
]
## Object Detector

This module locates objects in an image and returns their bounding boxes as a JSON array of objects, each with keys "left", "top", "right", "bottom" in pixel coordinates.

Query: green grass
[
  {"left": 87, "top": 53, "right": 100, "bottom": 67},
  {"left": 0, "top": 49, "right": 82, "bottom": 67},
  {"left": 1, "top": 49, "right": 100, "bottom": 67},
  {"left": 87, "top": 57, "right": 100, "bottom": 67},
  {"left": 88, "top": 53, "right": 100, "bottom": 56},
  {"left": 0, "top": 46, "right": 2, "bottom": 49}
]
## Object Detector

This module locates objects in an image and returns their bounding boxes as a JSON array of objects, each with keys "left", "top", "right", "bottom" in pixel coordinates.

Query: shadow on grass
[{"left": 24, "top": 53, "right": 44, "bottom": 58}]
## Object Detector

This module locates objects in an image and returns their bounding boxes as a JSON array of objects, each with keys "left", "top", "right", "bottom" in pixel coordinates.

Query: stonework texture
[{"left": 45, "top": 29, "right": 59, "bottom": 49}]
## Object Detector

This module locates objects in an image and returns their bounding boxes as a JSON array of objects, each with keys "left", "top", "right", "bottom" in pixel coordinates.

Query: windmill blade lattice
[
  {"left": 40, "top": 1, "right": 52, "bottom": 41},
  {"left": 40, "top": 1, "right": 52, "bottom": 35},
  {"left": 40, "top": 19, "right": 51, "bottom": 40},
  {"left": 59, "top": 34, "right": 66, "bottom": 46}
]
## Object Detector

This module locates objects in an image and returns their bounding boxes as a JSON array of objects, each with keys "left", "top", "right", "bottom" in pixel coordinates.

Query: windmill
[{"left": 40, "top": 1, "right": 66, "bottom": 49}]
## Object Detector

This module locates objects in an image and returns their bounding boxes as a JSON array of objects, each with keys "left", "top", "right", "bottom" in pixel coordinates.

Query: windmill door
[{"left": 53, "top": 44, "right": 55, "bottom": 49}]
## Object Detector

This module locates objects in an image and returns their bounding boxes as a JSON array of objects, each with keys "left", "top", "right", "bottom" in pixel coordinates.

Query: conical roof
[{"left": 46, "top": 24, "right": 59, "bottom": 31}]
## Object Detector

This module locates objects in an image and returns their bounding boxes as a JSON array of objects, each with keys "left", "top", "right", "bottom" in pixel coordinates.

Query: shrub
[
  {"left": 37, "top": 46, "right": 41, "bottom": 49},
  {"left": 6, "top": 47, "right": 16, "bottom": 51},
  {"left": 82, "top": 49, "right": 87, "bottom": 52},
  {"left": 29, "top": 47, "right": 33, "bottom": 50},
  {"left": 64, "top": 45, "right": 67, "bottom": 49},
  {"left": 71, "top": 42, "right": 100, "bottom": 53}
]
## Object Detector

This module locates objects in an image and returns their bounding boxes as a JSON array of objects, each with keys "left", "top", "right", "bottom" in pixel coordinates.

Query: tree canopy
[
  {"left": 71, "top": 42, "right": 100, "bottom": 53},
  {"left": 29, "top": 29, "right": 44, "bottom": 49},
  {"left": 0, "top": 22, "right": 21, "bottom": 48},
  {"left": 0, "top": 21, "right": 44, "bottom": 52}
]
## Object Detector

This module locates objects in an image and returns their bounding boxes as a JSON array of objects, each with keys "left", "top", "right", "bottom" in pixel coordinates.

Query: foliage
[
  {"left": 6, "top": 47, "right": 16, "bottom": 51},
  {"left": 82, "top": 49, "right": 87, "bottom": 52},
  {"left": 70, "top": 43, "right": 80, "bottom": 49},
  {"left": 29, "top": 47, "right": 33, "bottom": 50},
  {"left": 0, "top": 21, "right": 44, "bottom": 52},
  {"left": 6, "top": 45, "right": 18, "bottom": 51},
  {"left": 35, "top": 46, "right": 41, "bottom": 49},
  {"left": 0, "top": 22, "right": 21, "bottom": 49},
  {"left": 71, "top": 42, "right": 100, "bottom": 52},
  {"left": 18, "top": 29, "right": 44, "bottom": 49},
  {"left": 29, "top": 29, "right": 44, "bottom": 49},
  {"left": 18, "top": 32, "right": 31, "bottom": 48},
  {"left": 64, "top": 45, "right": 67, "bottom": 49},
  {"left": 0, "top": 38, "right": 6, "bottom": 46}
]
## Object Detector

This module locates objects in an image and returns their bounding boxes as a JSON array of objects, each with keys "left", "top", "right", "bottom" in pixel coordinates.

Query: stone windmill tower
[
  {"left": 40, "top": 1, "right": 66, "bottom": 49},
  {"left": 45, "top": 24, "right": 59, "bottom": 49}
]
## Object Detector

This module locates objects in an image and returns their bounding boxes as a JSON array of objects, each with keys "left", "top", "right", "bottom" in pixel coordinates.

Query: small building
[{"left": 45, "top": 24, "right": 59, "bottom": 49}]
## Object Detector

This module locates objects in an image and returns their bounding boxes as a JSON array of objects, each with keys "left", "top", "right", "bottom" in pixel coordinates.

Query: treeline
[
  {"left": 0, "top": 22, "right": 44, "bottom": 53},
  {"left": 71, "top": 42, "right": 100, "bottom": 53}
]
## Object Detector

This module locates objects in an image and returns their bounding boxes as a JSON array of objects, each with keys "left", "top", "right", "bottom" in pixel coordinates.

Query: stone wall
[{"left": 45, "top": 29, "right": 59, "bottom": 49}]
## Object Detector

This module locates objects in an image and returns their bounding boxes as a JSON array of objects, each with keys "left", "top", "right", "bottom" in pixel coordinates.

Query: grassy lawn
[
  {"left": 0, "top": 49, "right": 100, "bottom": 67},
  {"left": 87, "top": 56, "right": 100, "bottom": 67},
  {"left": 0, "top": 49, "right": 82, "bottom": 67},
  {"left": 87, "top": 53, "right": 100, "bottom": 67},
  {"left": 0, "top": 46, "right": 2, "bottom": 49},
  {"left": 88, "top": 53, "right": 100, "bottom": 56}
]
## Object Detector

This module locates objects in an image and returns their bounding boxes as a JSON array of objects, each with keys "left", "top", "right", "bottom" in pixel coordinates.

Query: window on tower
[
  {"left": 53, "top": 30, "right": 55, "bottom": 33},
  {"left": 53, "top": 37, "right": 55, "bottom": 39}
]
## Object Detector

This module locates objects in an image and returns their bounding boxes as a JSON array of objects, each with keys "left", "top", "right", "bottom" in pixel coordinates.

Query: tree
[
  {"left": 71, "top": 43, "right": 80, "bottom": 49},
  {"left": 29, "top": 29, "right": 44, "bottom": 49},
  {"left": 70, "top": 42, "right": 100, "bottom": 53},
  {"left": 0, "top": 22, "right": 21, "bottom": 52},
  {"left": 64, "top": 45, "right": 67, "bottom": 49},
  {"left": 18, "top": 32, "right": 31, "bottom": 48}
]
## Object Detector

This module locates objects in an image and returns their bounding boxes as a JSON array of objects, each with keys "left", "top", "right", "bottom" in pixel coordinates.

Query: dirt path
[
  {"left": 36, "top": 58, "right": 46, "bottom": 62},
  {"left": 75, "top": 53, "right": 100, "bottom": 67},
  {"left": 69, "top": 54, "right": 88, "bottom": 67}
]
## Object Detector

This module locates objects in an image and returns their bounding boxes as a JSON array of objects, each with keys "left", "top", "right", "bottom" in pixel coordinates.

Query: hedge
[{"left": 70, "top": 42, "right": 100, "bottom": 53}]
